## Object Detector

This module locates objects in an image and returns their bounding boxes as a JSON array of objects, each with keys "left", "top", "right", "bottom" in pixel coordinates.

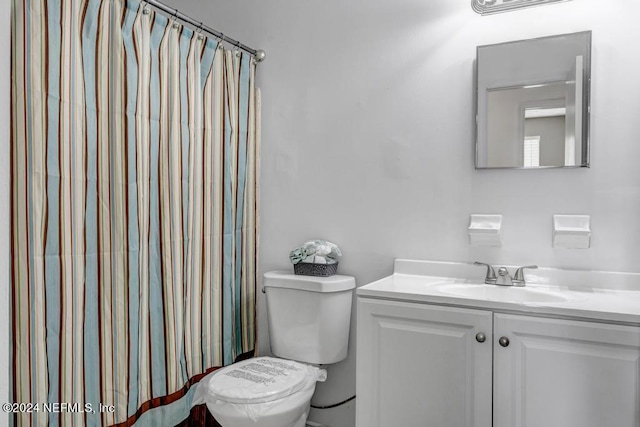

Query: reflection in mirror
[{"left": 476, "top": 32, "right": 591, "bottom": 169}]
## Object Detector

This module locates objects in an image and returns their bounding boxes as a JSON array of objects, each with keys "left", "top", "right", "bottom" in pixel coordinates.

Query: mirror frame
[{"left": 475, "top": 31, "right": 592, "bottom": 170}]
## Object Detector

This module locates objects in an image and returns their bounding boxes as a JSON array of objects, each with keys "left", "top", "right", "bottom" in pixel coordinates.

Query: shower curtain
[{"left": 10, "top": 0, "right": 259, "bottom": 425}]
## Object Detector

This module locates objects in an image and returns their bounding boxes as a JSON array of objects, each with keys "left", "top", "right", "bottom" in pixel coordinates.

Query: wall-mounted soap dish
[
  {"left": 468, "top": 214, "right": 502, "bottom": 247},
  {"left": 553, "top": 215, "right": 591, "bottom": 249}
]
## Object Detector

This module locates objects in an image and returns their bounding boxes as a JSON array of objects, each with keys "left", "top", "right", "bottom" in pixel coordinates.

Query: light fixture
[{"left": 472, "top": 0, "right": 573, "bottom": 15}]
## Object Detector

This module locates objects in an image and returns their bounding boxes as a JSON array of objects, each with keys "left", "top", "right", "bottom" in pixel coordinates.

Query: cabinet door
[
  {"left": 494, "top": 313, "right": 640, "bottom": 427},
  {"left": 356, "top": 298, "right": 492, "bottom": 427}
]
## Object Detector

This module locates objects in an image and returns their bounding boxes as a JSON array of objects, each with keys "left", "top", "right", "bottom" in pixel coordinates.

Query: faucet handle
[
  {"left": 512, "top": 265, "right": 538, "bottom": 286},
  {"left": 473, "top": 261, "right": 497, "bottom": 284}
]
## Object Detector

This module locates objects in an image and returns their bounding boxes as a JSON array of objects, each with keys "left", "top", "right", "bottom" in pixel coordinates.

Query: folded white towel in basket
[{"left": 289, "top": 240, "right": 342, "bottom": 265}]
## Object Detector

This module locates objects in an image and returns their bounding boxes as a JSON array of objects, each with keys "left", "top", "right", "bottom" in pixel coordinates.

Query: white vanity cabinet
[
  {"left": 356, "top": 298, "right": 640, "bottom": 427},
  {"left": 493, "top": 313, "right": 640, "bottom": 427},
  {"left": 356, "top": 298, "right": 493, "bottom": 427}
]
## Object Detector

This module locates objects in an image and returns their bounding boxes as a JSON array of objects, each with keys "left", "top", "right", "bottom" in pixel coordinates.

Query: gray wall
[
  {"left": 161, "top": 1, "right": 640, "bottom": 426},
  {"left": 4, "top": 1, "right": 640, "bottom": 427}
]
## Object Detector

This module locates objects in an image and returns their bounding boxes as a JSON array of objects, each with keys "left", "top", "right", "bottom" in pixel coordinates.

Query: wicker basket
[{"left": 294, "top": 261, "right": 338, "bottom": 277}]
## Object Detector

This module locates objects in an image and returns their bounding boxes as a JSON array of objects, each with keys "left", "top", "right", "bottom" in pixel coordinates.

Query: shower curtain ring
[
  {"left": 217, "top": 34, "right": 225, "bottom": 49},
  {"left": 171, "top": 9, "right": 180, "bottom": 28},
  {"left": 141, "top": 1, "right": 150, "bottom": 15},
  {"left": 196, "top": 22, "right": 205, "bottom": 40}
]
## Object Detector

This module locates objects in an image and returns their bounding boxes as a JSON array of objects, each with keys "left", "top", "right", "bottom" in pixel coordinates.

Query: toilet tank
[{"left": 263, "top": 271, "right": 356, "bottom": 365}]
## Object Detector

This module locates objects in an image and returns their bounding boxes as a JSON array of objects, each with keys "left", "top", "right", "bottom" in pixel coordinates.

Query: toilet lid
[{"left": 206, "top": 357, "right": 310, "bottom": 404}]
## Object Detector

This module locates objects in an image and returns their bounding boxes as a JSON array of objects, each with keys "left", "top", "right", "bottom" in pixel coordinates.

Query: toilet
[{"left": 193, "top": 271, "right": 355, "bottom": 427}]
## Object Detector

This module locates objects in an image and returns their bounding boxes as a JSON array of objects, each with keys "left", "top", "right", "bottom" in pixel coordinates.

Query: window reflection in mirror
[{"left": 476, "top": 32, "right": 591, "bottom": 169}]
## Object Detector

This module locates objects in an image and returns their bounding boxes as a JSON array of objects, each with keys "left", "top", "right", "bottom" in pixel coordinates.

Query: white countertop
[{"left": 357, "top": 260, "right": 640, "bottom": 325}]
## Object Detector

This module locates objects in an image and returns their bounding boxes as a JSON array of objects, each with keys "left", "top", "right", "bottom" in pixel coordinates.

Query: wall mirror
[{"left": 475, "top": 31, "right": 591, "bottom": 169}]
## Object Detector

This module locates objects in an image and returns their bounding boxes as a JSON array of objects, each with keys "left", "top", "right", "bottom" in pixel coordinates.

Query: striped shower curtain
[{"left": 10, "top": 0, "right": 259, "bottom": 425}]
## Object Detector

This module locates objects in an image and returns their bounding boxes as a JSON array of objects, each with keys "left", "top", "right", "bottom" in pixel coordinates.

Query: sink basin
[{"left": 435, "top": 283, "right": 569, "bottom": 303}]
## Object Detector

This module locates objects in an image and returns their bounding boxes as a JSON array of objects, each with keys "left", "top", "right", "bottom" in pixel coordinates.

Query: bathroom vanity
[{"left": 356, "top": 260, "right": 640, "bottom": 427}]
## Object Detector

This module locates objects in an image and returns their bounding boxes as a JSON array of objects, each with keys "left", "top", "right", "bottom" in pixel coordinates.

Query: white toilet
[{"left": 193, "top": 271, "right": 355, "bottom": 427}]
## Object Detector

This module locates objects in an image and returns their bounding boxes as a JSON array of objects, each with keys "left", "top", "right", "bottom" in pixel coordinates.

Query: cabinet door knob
[
  {"left": 475, "top": 332, "right": 487, "bottom": 343},
  {"left": 499, "top": 336, "right": 510, "bottom": 347}
]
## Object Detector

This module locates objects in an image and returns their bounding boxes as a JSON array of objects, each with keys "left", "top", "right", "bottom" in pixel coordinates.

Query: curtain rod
[{"left": 144, "top": 0, "right": 266, "bottom": 62}]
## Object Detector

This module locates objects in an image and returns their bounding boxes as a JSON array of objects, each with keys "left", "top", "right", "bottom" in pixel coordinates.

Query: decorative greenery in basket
[{"left": 289, "top": 240, "right": 342, "bottom": 277}]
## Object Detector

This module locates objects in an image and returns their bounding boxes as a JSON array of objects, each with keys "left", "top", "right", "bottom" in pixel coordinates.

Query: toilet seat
[{"left": 206, "top": 357, "right": 313, "bottom": 404}]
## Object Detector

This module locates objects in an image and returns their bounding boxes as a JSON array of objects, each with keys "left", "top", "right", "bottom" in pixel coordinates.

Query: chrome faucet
[
  {"left": 473, "top": 262, "right": 497, "bottom": 285},
  {"left": 512, "top": 265, "right": 538, "bottom": 286},
  {"left": 474, "top": 262, "right": 538, "bottom": 287},
  {"left": 497, "top": 266, "right": 512, "bottom": 286}
]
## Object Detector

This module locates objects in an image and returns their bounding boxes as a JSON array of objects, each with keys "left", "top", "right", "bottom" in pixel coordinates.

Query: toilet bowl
[{"left": 193, "top": 356, "right": 326, "bottom": 427}]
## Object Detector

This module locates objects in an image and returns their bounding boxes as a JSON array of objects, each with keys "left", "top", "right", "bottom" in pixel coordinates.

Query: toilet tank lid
[{"left": 263, "top": 271, "right": 355, "bottom": 293}]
